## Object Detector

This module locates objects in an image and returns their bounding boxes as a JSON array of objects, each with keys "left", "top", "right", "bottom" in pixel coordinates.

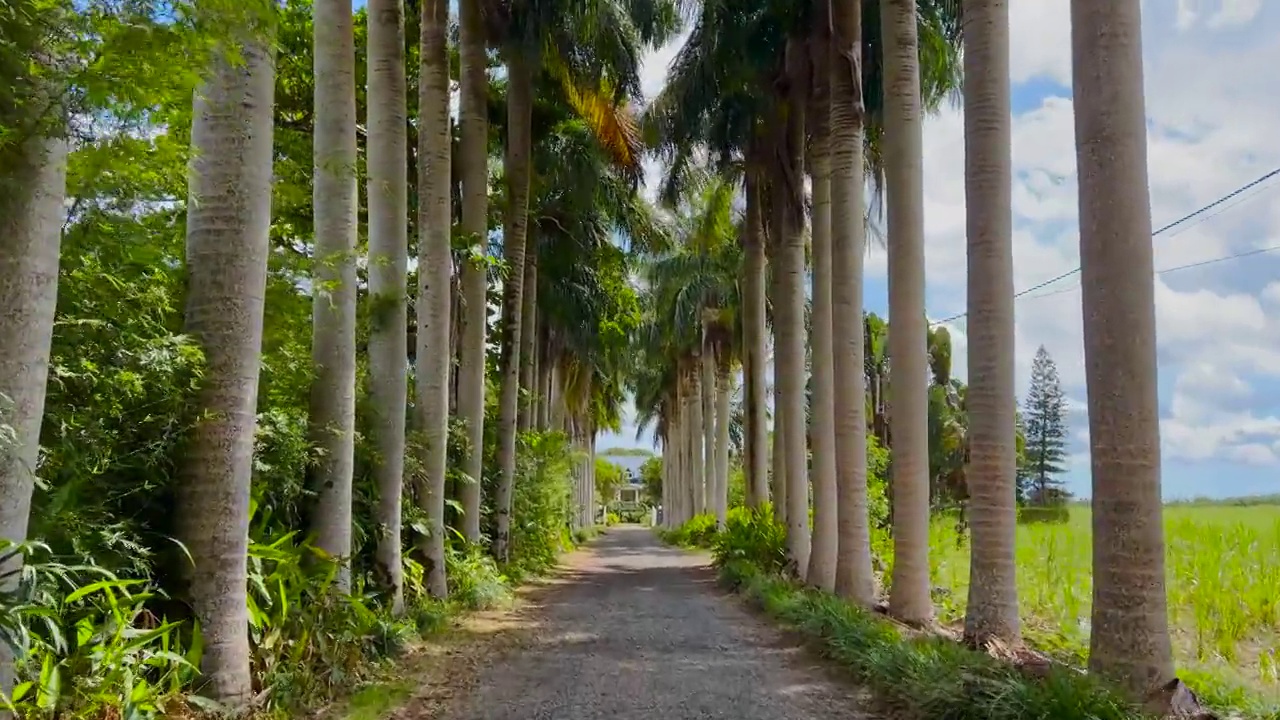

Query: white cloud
[
  {"left": 899, "top": 1, "right": 1280, "bottom": 477},
  {"left": 632, "top": 0, "right": 1280, "bottom": 489}
]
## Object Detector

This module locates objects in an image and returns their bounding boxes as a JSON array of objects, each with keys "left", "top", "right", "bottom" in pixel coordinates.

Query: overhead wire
[{"left": 930, "top": 165, "right": 1280, "bottom": 326}]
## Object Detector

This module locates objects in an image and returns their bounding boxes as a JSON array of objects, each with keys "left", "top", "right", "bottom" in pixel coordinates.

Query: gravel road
[{"left": 439, "top": 526, "right": 871, "bottom": 720}]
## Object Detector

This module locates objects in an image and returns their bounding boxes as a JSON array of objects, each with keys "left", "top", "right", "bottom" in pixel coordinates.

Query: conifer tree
[{"left": 1023, "top": 346, "right": 1068, "bottom": 505}]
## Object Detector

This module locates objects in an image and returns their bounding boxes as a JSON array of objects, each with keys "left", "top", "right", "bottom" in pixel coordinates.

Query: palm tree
[
  {"left": 829, "top": 0, "right": 875, "bottom": 605},
  {"left": 309, "top": 0, "right": 359, "bottom": 590},
  {"left": 456, "top": 0, "right": 489, "bottom": 546},
  {"left": 741, "top": 171, "right": 769, "bottom": 508},
  {"left": 652, "top": 176, "right": 741, "bottom": 523},
  {"left": 700, "top": 341, "right": 715, "bottom": 515},
  {"left": 961, "top": 0, "right": 1019, "bottom": 646},
  {"left": 0, "top": 44, "right": 67, "bottom": 696},
  {"left": 176, "top": 28, "right": 276, "bottom": 707},
  {"left": 806, "top": 7, "right": 838, "bottom": 591},
  {"left": 881, "top": 0, "right": 933, "bottom": 625},
  {"left": 773, "top": 35, "right": 811, "bottom": 578},
  {"left": 489, "top": 0, "right": 679, "bottom": 561},
  {"left": 1070, "top": 0, "right": 1175, "bottom": 696},
  {"left": 418, "top": 0, "right": 452, "bottom": 599},
  {"left": 366, "top": 0, "right": 410, "bottom": 614}
]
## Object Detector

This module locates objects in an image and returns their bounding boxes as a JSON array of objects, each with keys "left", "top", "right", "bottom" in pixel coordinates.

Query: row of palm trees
[
  {"left": 1, "top": 0, "right": 673, "bottom": 707},
  {"left": 641, "top": 0, "right": 1177, "bottom": 701}
]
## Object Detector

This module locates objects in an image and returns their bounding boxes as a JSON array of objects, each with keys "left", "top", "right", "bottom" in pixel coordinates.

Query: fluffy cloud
[
  {"left": 903, "top": 1, "right": 1280, "bottom": 496},
  {"left": 620, "top": 3, "right": 1280, "bottom": 497}
]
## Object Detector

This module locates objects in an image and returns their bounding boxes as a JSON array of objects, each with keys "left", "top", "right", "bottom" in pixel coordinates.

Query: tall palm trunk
[
  {"left": 518, "top": 248, "right": 538, "bottom": 430},
  {"left": 570, "top": 419, "right": 584, "bottom": 528},
  {"left": 882, "top": 0, "right": 932, "bottom": 625},
  {"left": 176, "top": 33, "right": 275, "bottom": 706},
  {"left": 768, "top": 213, "right": 787, "bottom": 520},
  {"left": 830, "top": 0, "right": 875, "bottom": 605},
  {"left": 456, "top": 0, "right": 488, "bottom": 546},
  {"left": 0, "top": 78, "right": 66, "bottom": 698},
  {"left": 688, "top": 367, "right": 705, "bottom": 516},
  {"left": 537, "top": 338, "right": 552, "bottom": 428},
  {"left": 448, "top": 271, "right": 461, "bottom": 415},
  {"left": 714, "top": 363, "right": 731, "bottom": 526},
  {"left": 775, "top": 37, "right": 810, "bottom": 577},
  {"left": 549, "top": 359, "right": 565, "bottom": 430},
  {"left": 742, "top": 171, "right": 769, "bottom": 508},
  {"left": 493, "top": 44, "right": 536, "bottom": 563},
  {"left": 367, "top": 0, "right": 409, "bottom": 614},
  {"left": 667, "top": 408, "right": 681, "bottom": 525},
  {"left": 962, "top": 0, "right": 1019, "bottom": 646},
  {"left": 660, "top": 430, "right": 670, "bottom": 526},
  {"left": 668, "top": 404, "right": 680, "bottom": 524},
  {"left": 806, "top": 22, "right": 838, "bottom": 591},
  {"left": 587, "top": 427, "right": 597, "bottom": 524},
  {"left": 310, "top": 0, "right": 358, "bottom": 589},
  {"left": 701, "top": 348, "right": 715, "bottom": 514},
  {"left": 418, "top": 0, "right": 452, "bottom": 598},
  {"left": 770, "top": 369, "right": 786, "bottom": 516},
  {"left": 1071, "top": 0, "right": 1174, "bottom": 695}
]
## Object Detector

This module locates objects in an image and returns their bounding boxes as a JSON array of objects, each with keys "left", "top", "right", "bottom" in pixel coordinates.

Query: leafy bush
[
  {"left": 720, "top": 560, "right": 1140, "bottom": 720},
  {"left": 709, "top": 505, "right": 788, "bottom": 574},
  {"left": 444, "top": 547, "right": 510, "bottom": 611},
  {"left": 508, "top": 431, "right": 576, "bottom": 576},
  {"left": 244, "top": 531, "right": 417, "bottom": 712},
  {"left": 661, "top": 513, "right": 718, "bottom": 547},
  {"left": 0, "top": 540, "right": 194, "bottom": 719}
]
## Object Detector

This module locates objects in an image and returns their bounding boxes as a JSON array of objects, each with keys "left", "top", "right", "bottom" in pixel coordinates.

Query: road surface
[{"left": 437, "top": 526, "right": 871, "bottom": 720}]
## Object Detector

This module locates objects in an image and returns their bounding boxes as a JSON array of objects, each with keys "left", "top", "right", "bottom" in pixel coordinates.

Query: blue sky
[{"left": 599, "top": 0, "right": 1280, "bottom": 501}]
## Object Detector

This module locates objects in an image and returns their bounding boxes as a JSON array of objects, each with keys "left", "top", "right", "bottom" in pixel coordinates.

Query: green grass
[
  {"left": 720, "top": 559, "right": 1142, "bottom": 720},
  {"left": 919, "top": 504, "right": 1280, "bottom": 715},
  {"left": 336, "top": 677, "right": 418, "bottom": 720}
]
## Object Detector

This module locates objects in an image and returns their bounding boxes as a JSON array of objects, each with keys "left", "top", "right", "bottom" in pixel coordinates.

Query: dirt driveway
[{"left": 426, "top": 526, "right": 871, "bottom": 720}]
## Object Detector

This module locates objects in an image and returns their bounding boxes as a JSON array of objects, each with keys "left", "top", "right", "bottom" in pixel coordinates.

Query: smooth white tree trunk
[
  {"left": 0, "top": 130, "right": 66, "bottom": 699},
  {"left": 456, "top": 0, "right": 488, "bottom": 545},
  {"left": 178, "top": 34, "right": 275, "bottom": 706},
  {"left": 883, "top": 0, "right": 934, "bottom": 624},
  {"left": 701, "top": 351, "right": 715, "bottom": 515},
  {"left": 418, "top": 0, "right": 452, "bottom": 598},
  {"left": 310, "top": 0, "right": 359, "bottom": 590},
  {"left": 688, "top": 372, "right": 705, "bottom": 518},
  {"left": 962, "top": 0, "right": 1021, "bottom": 645},
  {"left": 807, "top": 120, "right": 839, "bottom": 591},
  {"left": 1071, "top": 0, "right": 1175, "bottom": 694},
  {"left": 366, "top": 0, "right": 409, "bottom": 615},
  {"left": 830, "top": 0, "right": 876, "bottom": 605},
  {"left": 714, "top": 368, "right": 731, "bottom": 526}
]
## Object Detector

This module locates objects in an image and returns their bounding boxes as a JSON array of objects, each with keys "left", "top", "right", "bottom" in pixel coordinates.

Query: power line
[
  {"left": 931, "top": 165, "right": 1280, "bottom": 326},
  {"left": 1016, "top": 243, "right": 1280, "bottom": 303}
]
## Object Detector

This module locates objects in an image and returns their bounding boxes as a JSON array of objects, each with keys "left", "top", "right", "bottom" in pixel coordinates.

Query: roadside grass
[
  {"left": 921, "top": 505, "right": 1280, "bottom": 715},
  {"left": 662, "top": 504, "right": 1280, "bottom": 719},
  {"left": 720, "top": 559, "right": 1139, "bottom": 720}
]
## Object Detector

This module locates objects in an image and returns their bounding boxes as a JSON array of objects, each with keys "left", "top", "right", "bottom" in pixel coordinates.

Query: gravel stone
[{"left": 440, "top": 526, "right": 873, "bottom": 720}]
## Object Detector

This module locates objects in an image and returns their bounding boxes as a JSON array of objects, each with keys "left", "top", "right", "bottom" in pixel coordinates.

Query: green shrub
[
  {"left": 444, "top": 548, "right": 511, "bottom": 611},
  {"left": 0, "top": 540, "right": 194, "bottom": 719},
  {"left": 658, "top": 512, "right": 717, "bottom": 547},
  {"left": 606, "top": 512, "right": 622, "bottom": 526},
  {"left": 720, "top": 560, "right": 1140, "bottom": 720},
  {"left": 245, "top": 530, "right": 417, "bottom": 712},
  {"left": 710, "top": 504, "right": 788, "bottom": 574}
]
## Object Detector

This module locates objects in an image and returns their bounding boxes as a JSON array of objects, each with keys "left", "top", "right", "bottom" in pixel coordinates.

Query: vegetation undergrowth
[
  {"left": 0, "top": 423, "right": 581, "bottom": 720},
  {"left": 662, "top": 506, "right": 1280, "bottom": 720},
  {"left": 720, "top": 559, "right": 1139, "bottom": 720}
]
